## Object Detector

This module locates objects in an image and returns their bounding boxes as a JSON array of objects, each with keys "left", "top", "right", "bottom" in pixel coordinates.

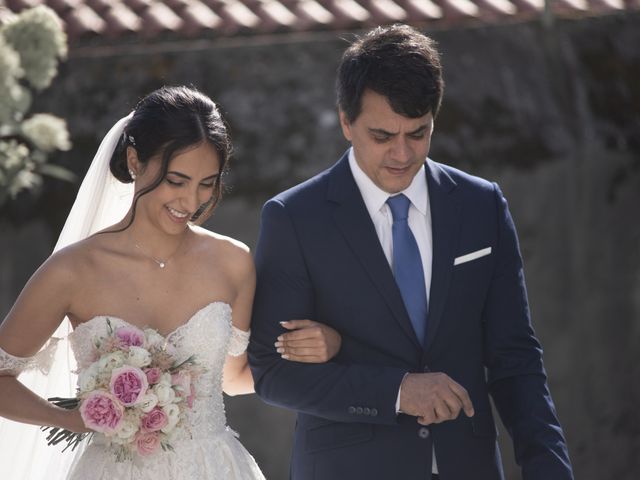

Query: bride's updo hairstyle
[{"left": 109, "top": 85, "right": 231, "bottom": 229}]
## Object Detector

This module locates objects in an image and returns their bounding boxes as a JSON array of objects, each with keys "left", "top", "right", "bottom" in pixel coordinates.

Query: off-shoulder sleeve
[
  {"left": 0, "top": 338, "right": 60, "bottom": 376},
  {"left": 228, "top": 326, "right": 250, "bottom": 357}
]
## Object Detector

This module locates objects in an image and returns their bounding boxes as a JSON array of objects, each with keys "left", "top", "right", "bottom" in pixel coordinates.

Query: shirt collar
[{"left": 348, "top": 147, "right": 429, "bottom": 217}]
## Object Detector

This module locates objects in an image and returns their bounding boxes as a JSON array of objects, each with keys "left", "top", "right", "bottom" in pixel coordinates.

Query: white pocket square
[{"left": 454, "top": 247, "right": 492, "bottom": 266}]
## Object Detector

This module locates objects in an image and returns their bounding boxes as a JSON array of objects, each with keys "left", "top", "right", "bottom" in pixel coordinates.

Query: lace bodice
[{"left": 68, "top": 302, "right": 246, "bottom": 441}]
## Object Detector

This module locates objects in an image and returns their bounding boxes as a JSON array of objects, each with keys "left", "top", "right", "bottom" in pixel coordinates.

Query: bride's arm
[
  {"left": 222, "top": 246, "right": 256, "bottom": 396},
  {"left": 221, "top": 244, "right": 344, "bottom": 396},
  {"left": 0, "top": 249, "right": 87, "bottom": 432}
]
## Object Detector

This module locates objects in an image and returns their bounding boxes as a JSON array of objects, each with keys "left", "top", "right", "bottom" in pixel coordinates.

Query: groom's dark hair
[{"left": 336, "top": 24, "right": 444, "bottom": 123}]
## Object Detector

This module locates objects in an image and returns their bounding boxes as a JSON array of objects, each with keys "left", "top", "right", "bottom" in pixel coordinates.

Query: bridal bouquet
[{"left": 43, "top": 319, "right": 204, "bottom": 460}]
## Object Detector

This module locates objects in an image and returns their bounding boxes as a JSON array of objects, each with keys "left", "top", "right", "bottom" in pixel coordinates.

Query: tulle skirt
[{"left": 67, "top": 428, "right": 265, "bottom": 480}]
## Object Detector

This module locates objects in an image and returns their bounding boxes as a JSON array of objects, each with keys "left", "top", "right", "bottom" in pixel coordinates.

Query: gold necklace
[
  {"left": 130, "top": 231, "right": 187, "bottom": 270},
  {"left": 133, "top": 242, "right": 169, "bottom": 268}
]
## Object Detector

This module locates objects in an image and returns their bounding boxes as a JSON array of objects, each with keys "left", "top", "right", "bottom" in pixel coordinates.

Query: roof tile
[
  {"left": 182, "top": 1, "right": 223, "bottom": 32},
  {"left": 142, "top": 2, "right": 183, "bottom": 34},
  {"left": 297, "top": 0, "right": 335, "bottom": 25},
  {"left": 2, "top": 0, "right": 636, "bottom": 45},
  {"left": 63, "top": 4, "right": 107, "bottom": 37},
  {"left": 216, "top": 0, "right": 261, "bottom": 33},
  {"left": 398, "top": 0, "right": 444, "bottom": 20},
  {"left": 367, "top": 0, "right": 408, "bottom": 22},
  {"left": 257, "top": 0, "right": 298, "bottom": 30},
  {"left": 103, "top": 3, "right": 142, "bottom": 35}
]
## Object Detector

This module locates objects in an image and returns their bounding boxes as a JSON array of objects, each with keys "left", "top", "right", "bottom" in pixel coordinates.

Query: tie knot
[{"left": 387, "top": 194, "right": 411, "bottom": 221}]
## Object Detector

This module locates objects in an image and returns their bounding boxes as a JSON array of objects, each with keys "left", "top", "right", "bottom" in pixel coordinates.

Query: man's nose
[{"left": 391, "top": 138, "right": 412, "bottom": 163}]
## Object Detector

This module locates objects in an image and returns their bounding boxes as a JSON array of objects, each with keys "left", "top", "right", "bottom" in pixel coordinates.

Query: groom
[{"left": 249, "top": 24, "right": 573, "bottom": 479}]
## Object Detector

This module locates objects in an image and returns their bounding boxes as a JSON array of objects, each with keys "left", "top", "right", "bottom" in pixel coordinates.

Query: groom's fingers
[{"left": 448, "top": 382, "right": 474, "bottom": 417}]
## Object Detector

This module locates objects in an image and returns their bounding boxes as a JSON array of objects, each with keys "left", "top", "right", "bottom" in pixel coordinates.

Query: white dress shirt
[
  {"left": 348, "top": 148, "right": 433, "bottom": 304},
  {"left": 348, "top": 148, "right": 438, "bottom": 475}
]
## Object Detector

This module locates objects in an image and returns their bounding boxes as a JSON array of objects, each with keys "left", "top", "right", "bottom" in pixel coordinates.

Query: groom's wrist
[{"left": 395, "top": 372, "right": 410, "bottom": 414}]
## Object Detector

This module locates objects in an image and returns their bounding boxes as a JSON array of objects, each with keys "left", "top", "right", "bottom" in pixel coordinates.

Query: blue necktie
[{"left": 387, "top": 194, "right": 428, "bottom": 346}]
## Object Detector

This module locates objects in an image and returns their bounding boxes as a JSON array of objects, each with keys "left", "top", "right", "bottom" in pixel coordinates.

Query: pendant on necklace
[{"left": 159, "top": 262, "right": 166, "bottom": 269}]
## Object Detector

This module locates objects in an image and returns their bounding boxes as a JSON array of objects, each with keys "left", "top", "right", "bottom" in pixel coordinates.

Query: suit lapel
[
  {"left": 424, "top": 160, "right": 460, "bottom": 353},
  {"left": 328, "top": 154, "right": 422, "bottom": 349}
]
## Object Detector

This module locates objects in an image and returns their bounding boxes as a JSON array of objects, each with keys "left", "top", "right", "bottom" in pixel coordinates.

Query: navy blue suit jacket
[{"left": 249, "top": 153, "right": 573, "bottom": 480}]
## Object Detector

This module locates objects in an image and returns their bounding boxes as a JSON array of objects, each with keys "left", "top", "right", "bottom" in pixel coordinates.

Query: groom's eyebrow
[{"left": 167, "top": 171, "right": 219, "bottom": 181}]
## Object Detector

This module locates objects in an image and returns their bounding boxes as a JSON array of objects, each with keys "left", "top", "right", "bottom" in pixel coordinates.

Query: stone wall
[{"left": 1, "top": 12, "right": 639, "bottom": 479}]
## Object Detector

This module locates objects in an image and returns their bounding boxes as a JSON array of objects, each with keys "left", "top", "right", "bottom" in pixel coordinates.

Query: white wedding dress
[{"left": 0, "top": 302, "right": 266, "bottom": 480}]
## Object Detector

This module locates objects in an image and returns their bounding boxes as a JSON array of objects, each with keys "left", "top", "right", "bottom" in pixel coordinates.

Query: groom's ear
[
  {"left": 338, "top": 109, "right": 353, "bottom": 142},
  {"left": 126, "top": 146, "right": 141, "bottom": 176}
]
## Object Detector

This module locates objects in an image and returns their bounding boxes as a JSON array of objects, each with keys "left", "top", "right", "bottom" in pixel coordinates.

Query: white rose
[
  {"left": 109, "top": 434, "right": 129, "bottom": 445},
  {"left": 138, "top": 392, "right": 159, "bottom": 413},
  {"left": 154, "top": 383, "right": 176, "bottom": 406},
  {"left": 159, "top": 373, "right": 172, "bottom": 385},
  {"left": 161, "top": 404, "right": 181, "bottom": 433},
  {"left": 115, "top": 418, "right": 138, "bottom": 440},
  {"left": 144, "top": 329, "right": 164, "bottom": 348},
  {"left": 98, "top": 351, "right": 126, "bottom": 371},
  {"left": 78, "top": 362, "right": 99, "bottom": 392},
  {"left": 127, "top": 346, "right": 152, "bottom": 368}
]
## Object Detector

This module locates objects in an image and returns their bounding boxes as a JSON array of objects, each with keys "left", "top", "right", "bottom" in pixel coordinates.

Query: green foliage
[{"left": 0, "top": 6, "right": 73, "bottom": 207}]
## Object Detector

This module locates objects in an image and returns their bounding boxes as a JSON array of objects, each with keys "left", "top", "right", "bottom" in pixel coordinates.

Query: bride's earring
[{"left": 129, "top": 169, "right": 137, "bottom": 180}]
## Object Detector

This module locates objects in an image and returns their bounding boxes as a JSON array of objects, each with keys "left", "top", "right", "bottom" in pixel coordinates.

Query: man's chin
[{"left": 377, "top": 176, "right": 416, "bottom": 194}]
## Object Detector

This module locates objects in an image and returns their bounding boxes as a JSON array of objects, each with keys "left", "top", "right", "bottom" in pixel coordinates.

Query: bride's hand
[
  {"left": 57, "top": 407, "right": 92, "bottom": 433},
  {"left": 275, "top": 320, "right": 342, "bottom": 363}
]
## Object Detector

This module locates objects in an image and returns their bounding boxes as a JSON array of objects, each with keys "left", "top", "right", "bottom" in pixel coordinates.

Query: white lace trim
[
  {"left": 0, "top": 338, "right": 61, "bottom": 376},
  {"left": 228, "top": 326, "right": 250, "bottom": 357}
]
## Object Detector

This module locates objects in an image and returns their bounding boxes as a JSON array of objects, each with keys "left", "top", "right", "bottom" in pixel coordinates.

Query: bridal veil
[{"left": 0, "top": 113, "right": 134, "bottom": 480}]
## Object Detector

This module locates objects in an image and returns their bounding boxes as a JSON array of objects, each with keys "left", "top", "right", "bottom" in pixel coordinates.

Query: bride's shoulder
[
  {"left": 29, "top": 240, "right": 91, "bottom": 292},
  {"left": 190, "top": 226, "right": 249, "bottom": 254},
  {"left": 189, "top": 226, "right": 253, "bottom": 270},
  {"left": 47, "top": 233, "right": 117, "bottom": 274}
]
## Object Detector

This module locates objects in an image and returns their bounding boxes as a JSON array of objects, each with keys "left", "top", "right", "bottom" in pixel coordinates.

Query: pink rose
[
  {"left": 145, "top": 367, "right": 162, "bottom": 385},
  {"left": 79, "top": 391, "right": 124, "bottom": 434},
  {"left": 135, "top": 431, "right": 161, "bottom": 456},
  {"left": 141, "top": 407, "right": 168, "bottom": 432},
  {"left": 110, "top": 366, "right": 149, "bottom": 406},
  {"left": 115, "top": 326, "right": 145, "bottom": 348}
]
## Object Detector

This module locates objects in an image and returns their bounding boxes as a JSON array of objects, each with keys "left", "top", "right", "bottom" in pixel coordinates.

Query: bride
[{"left": 0, "top": 86, "right": 341, "bottom": 479}]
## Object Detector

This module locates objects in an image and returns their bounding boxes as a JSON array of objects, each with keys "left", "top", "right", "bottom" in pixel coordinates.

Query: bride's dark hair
[{"left": 109, "top": 85, "right": 231, "bottom": 230}]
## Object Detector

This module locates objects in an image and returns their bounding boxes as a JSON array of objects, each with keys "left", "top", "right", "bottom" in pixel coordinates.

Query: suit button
[
  {"left": 348, "top": 406, "right": 356, "bottom": 414},
  {"left": 423, "top": 365, "right": 430, "bottom": 373},
  {"left": 371, "top": 408, "right": 378, "bottom": 417},
  {"left": 418, "top": 427, "right": 430, "bottom": 439},
  {"left": 356, "top": 407, "right": 363, "bottom": 415},
  {"left": 363, "top": 408, "right": 371, "bottom": 415}
]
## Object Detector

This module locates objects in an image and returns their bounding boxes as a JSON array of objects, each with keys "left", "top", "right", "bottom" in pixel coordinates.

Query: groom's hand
[
  {"left": 399, "top": 373, "right": 474, "bottom": 425},
  {"left": 275, "top": 319, "right": 342, "bottom": 363}
]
